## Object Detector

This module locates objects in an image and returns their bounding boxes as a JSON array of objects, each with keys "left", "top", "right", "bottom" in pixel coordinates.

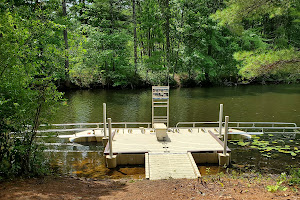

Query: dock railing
[
  {"left": 175, "top": 121, "right": 300, "bottom": 134},
  {"left": 24, "top": 121, "right": 299, "bottom": 135},
  {"left": 37, "top": 122, "right": 152, "bottom": 133}
]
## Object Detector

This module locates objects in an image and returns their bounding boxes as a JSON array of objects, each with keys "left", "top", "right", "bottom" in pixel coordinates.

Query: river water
[{"left": 45, "top": 84, "right": 300, "bottom": 177}]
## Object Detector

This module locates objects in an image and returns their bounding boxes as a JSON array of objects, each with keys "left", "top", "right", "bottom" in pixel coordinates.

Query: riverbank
[
  {"left": 57, "top": 76, "right": 300, "bottom": 91},
  {"left": 1, "top": 173, "right": 299, "bottom": 200}
]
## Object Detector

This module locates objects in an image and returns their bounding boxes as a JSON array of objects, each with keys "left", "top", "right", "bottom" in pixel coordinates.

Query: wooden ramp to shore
[{"left": 145, "top": 152, "right": 201, "bottom": 180}]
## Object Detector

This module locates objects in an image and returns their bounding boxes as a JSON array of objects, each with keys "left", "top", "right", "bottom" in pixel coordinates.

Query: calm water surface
[
  {"left": 46, "top": 84, "right": 300, "bottom": 177},
  {"left": 52, "top": 84, "right": 300, "bottom": 125}
]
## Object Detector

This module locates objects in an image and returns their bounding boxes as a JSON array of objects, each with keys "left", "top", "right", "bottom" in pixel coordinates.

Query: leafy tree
[
  {"left": 69, "top": 0, "right": 136, "bottom": 88},
  {"left": 0, "top": 0, "right": 64, "bottom": 178},
  {"left": 179, "top": 0, "right": 240, "bottom": 85},
  {"left": 211, "top": 0, "right": 300, "bottom": 81}
]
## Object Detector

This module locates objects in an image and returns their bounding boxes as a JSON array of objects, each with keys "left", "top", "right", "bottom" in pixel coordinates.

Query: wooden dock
[
  {"left": 103, "top": 127, "right": 231, "bottom": 179},
  {"left": 104, "top": 128, "right": 230, "bottom": 154},
  {"left": 145, "top": 152, "right": 201, "bottom": 180},
  {"left": 56, "top": 126, "right": 235, "bottom": 180}
]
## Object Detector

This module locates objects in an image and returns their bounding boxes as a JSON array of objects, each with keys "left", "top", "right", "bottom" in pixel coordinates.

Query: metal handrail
[
  {"left": 34, "top": 121, "right": 299, "bottom": 134},
  {"left": 228, "top": 122, "right": 297, "bottom": 127},
  {"left": 175, "top": 121, "right": 300, "bottom": 134},
  {"left": 37, "top": 122, "right": 152, "bottom": 133},
  {"left": 175, "top": 121, "right": 297, "bottom": 128},
  {"left": 40, "top": 122, "right": 152, "bottom": 127},
  {"left": 174, "top": 126, "right": 300, "bottom": 133}
]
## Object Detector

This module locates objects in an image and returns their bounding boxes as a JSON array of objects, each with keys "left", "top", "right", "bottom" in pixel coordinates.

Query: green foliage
[
  {"left": 235, "top": 48, "right": 300, "bottom": 79},
  {"left": 266, "top": 173, "right": 288, "bottom": 192},
  {"left": 289, "top": 168, "right": 300, "bottom": 185},
  {"left": 7, "top": 0, "right": 294, "bottom": 88},
  {"left": 211, "top": 0, "right": 291, "bottom": 33},
  {"left": 68, "top": 0, "right": 137, "bottom": 88},
  {"left": 70, "top": 26, "right": 134, "bottom": 87},
  {"left": 65, "top": 0, "right": 258, "bottom": 87},
  {"left": 0, "top": 0, "right": 63, "bottom": 178},
  {"left": 211, "top": 0, "right": 300, "bottom": 82},
  {"left": 176, "top": 0, "right": 241, "bottom": 85}
]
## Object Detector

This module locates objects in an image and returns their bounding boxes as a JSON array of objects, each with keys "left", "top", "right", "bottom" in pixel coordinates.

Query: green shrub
[{"left": 289, "top": 168, "right": 300, "bottom": 185}]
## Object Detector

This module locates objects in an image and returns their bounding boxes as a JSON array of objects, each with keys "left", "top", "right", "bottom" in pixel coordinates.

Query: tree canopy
[
  {"left": 211, "top": 0, "right": 300, "bottom": 81},
  {"left": 1, "top": 0, "right": 299, "bottom": 90}
]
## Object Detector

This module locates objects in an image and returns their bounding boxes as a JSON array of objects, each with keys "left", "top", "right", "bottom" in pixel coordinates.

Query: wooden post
[
  {"left": 106, "top": 117, "right": 117, "bottom": 168},
  {"left": 223, "top": 116, "right": 229, "bottom": 155},
  {"left": 218, "top": 104, "right": 223, "bottom": 138},
  {"left": 103, "top": 103, "right": 107, "bottom": 138},
  {"left": 108, "top": 118, "right": 113, "bottom": 158}
]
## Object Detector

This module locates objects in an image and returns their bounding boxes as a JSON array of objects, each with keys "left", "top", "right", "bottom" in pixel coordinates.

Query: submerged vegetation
[{"left": 231, "top": 134, "right": 300, "bottom": 159}]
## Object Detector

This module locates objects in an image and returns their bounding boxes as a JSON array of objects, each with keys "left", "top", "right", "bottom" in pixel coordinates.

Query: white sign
[{"left": 152, "top": 86, "right": 169, "bottom": 100}]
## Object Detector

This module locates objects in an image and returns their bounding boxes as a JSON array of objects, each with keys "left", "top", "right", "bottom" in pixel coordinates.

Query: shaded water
[
  {"left": 45, "top": 84, "right": 300, "bottom": 177},
  {"left": 52, "top": 84, "right": 300, "bottom": 125}
]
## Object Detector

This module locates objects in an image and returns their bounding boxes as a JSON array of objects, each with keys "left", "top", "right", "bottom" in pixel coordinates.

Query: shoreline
[
  {"left": 1, "top": 172, "right": 299, "bottom": 200},
  {"left": 57, "top": 80, "right": 300, "bottom": 91}
]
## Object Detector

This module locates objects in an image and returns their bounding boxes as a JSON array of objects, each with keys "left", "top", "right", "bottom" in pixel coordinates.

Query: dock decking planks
[
  {"left": 105, "top": 128, "right": 230, "bottom": 154},
  {"left": 146, "top": 152, "right": 200, "bottom": 180}
]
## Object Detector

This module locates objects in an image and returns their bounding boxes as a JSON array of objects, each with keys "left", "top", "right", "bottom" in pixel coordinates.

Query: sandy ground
[{"left": 0, "top": 175, "right": 299, "bottom": 200}]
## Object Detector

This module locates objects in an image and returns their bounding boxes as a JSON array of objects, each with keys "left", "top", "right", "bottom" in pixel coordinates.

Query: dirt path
[{"left": 0, "top": 176, "right": 299, "bottom": 200}]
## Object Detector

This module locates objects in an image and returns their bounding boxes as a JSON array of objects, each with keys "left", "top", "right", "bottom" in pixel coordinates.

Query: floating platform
[
  {"left": 57, "top": 126, "right": 253, "bottom": 180},
  {"left": 104, "top": 128, "right": 230, "bottom": 155},
  {"left": 100, "top": 127, "right": 231, "bottom": 179},
  {"left": 53, "top": 120, "right": 299, "bottom": 180}
]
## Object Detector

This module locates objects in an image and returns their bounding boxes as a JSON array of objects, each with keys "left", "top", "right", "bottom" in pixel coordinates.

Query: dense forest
[
  {"left": 1, "top": 0, "right": 299, "bottom": 89},
  {"left": 0, "top": 0, "right": 299, "bottom": 178}
]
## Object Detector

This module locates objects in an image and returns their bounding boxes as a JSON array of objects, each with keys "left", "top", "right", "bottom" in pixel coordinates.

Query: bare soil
[{"left": 1, "top": 174, "right": 299, "bottom": 200}]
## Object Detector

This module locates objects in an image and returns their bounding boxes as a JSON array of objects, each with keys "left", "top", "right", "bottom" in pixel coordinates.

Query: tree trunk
[
  {"left": 148, "top": 28, "right": 151, "bottom": 57},
  {"left": 174, "top": 7, "right": 184, "bottom": 80},
  {"left": 110, "top": 0, "right": 115, "bottom": 72},
  {"left": 24, "top": 90, "right": 44, "bottom": 174},
  {"left": 62, "top": 0, "right": 70, "bottom": 87},
  {"left": 165, "top": 0, "right": 170, "bottom": 85},
  {"left": 205, "top": 29, "right": 212, "bottom": 85},
  {"left": 133, "top": 0, "right": 138, "bottom": 75}
]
